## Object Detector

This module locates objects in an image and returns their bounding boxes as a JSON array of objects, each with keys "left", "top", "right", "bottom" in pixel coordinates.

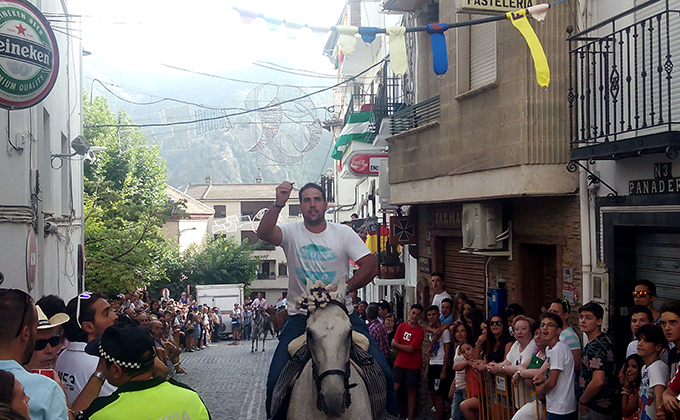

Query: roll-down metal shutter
[
  {"left": 636, "top": 230, "right": 680, "bottom": 304},
  {"left": 442, "top": 237, "right": 487, "bottom": 307}
]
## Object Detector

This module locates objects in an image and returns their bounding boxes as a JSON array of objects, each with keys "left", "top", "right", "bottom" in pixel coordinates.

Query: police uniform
[
  {"left": 77, "top": 324, "right": 211, "bottom": 420},
  {"left": 77, "top": 376, "right": 210, "bottom": 420}
]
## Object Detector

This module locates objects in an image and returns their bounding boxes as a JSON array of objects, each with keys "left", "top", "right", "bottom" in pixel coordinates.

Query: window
[
  {"left": 214, "top": 205, "right": 226, "bottom": 218},
  {"left": 457, "top": 14, "right": 498, "bottom": 96},
  {"left": 278, "top": 264, "right": 287, "bottom": 276}
]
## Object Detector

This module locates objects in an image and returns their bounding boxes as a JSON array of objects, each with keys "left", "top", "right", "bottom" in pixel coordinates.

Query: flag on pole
[
  {"left": 332, "top": 111, "right": 374, "bottom": 160},
  {"left": 507, "top": 9, "right": 550, "bottom": 88}
]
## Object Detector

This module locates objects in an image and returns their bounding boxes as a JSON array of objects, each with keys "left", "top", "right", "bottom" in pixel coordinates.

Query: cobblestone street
[{"left": 177, "top": 338, "right": 275, "bottom": 420}]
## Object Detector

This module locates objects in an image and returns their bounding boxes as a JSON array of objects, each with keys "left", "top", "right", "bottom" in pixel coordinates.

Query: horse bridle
[{"left": 309, "top": 299, "right": 357, "bottom": 413}]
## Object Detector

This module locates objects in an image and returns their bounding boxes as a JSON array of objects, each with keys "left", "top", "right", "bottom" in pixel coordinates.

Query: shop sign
[
  {"left": 418, "top": 257, "right": 431, "bottom": 273},
  {"left": 346, "top": 152, "right": 388, "bottom": 176},
  {"left": 629, "top": 162, "right": 680, "bottom": 196},
  {"left": 430, "top": 204, "right": 463, "bottom": 229},
  {"left": 390, "top": 216, "right": 416, "bottom": 245},
  {"left": 0, "top": 1, "right": 59, "bottom": 109},
  {"left": 457, "top": 0, "right": 535, "bottom": 14}
]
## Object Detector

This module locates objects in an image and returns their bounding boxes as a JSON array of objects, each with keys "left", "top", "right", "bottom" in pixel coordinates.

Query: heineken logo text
[{"left": 0, "top": 36, "right": 52, "bottom": 69}]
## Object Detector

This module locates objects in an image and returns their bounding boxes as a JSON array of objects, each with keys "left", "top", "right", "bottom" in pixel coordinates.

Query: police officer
[{"left": 76, "top": 324, "right": 210, "bottom": 420}]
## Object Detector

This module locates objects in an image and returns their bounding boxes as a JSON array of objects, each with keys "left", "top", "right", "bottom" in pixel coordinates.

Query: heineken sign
[{"left": 0, "top": 1, "right": 58, "bottom": 109}]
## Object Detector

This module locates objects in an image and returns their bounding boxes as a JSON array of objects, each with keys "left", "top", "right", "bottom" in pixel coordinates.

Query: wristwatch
[
  {"left": 273, "top": 203, "right": 285, "bottom": 208},
  {"left": 91, "top": 372, "right": 105, "bottom": 382}
]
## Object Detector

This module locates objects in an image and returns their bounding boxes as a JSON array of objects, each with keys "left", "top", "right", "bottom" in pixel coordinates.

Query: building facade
[
  {"left": 382, "top": 0, "right": 582, "bottom": 319},
  {"left": 0, "top": 0, "right": 83, "bottom": 299},
  {"left": 569, "top": 0, "right": 680, "bottom": 349},
  {"left": 183, "top": 180, "right": 301, "bottom": 300}
]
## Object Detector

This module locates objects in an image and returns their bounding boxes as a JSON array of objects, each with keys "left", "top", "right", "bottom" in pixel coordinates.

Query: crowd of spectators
[
  {"left": 374, "top": 275, "right": 680, "bottom": 420},
  {"left": 0, "top": 287, "right": 226, "bottom": 420}
]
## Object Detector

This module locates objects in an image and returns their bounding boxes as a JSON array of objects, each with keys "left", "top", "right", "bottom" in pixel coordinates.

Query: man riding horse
[{"left": 257, "top": 182, "right": 398, "bottom": 420}]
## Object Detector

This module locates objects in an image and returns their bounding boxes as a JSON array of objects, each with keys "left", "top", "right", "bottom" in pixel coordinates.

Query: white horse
[
  {"left": 251, "top": 306, "right": 268, "bottom": 353},
  {"left": 287, "top": 278, "right": 372, "bottom": 419}
]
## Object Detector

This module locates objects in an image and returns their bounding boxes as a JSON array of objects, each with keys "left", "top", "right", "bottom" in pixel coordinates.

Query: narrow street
[{"left": 177, "top": 338, "right": 275, "bottom": 420}]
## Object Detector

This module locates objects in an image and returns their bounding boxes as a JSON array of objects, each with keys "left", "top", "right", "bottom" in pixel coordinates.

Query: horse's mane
[{"left": 294, "top": 280, "right": 344, "bottom": 313}]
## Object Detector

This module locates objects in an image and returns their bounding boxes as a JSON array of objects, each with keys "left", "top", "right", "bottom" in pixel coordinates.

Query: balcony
[
  {"left": 389, "top": 96, "right": 440, "bottom": 136},
  {"left": 569, "top": 0, "right": 680, "bottom": 161},
  {"left": 342, "top": 61, "right": 412, "bottom": 143}
]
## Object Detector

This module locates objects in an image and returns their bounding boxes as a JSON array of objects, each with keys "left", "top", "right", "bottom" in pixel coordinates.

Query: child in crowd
[
  {"left": 392, "top": 304, "right": 424, "bottom": 420},
  {"left": 452, "top": 341, "right": 479, "bottom": 415},
  {"left": 448, "top": 321, "right": 473, "bottom": 420},
  {"left": 636, "top": 324, "right": 668, "bottom": 420},
  {"left": 425, "top": 305, "right": 451, "bottom": 420},
  {"left": 621, "top": 354, "right": 644, "bottom": 420},
  {"left": 533, "top": 312, "right": 576, "bottom": 420}
]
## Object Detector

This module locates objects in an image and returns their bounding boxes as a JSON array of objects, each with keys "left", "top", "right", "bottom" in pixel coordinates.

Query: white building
[
  {"left": 183, "top": 180, "right": 301, "bottom": 301},
  {"left": 0, "top": 0, "right": 83, "bottom": 300},
  {"left": 163, "top": 185, "right": 214, "bottom": 253},
  {"left": 323, "top": 1, "right": 417, "bottom": 314},
  {"left": 570, "top": 0, "right": 680, "bottom": 333}
]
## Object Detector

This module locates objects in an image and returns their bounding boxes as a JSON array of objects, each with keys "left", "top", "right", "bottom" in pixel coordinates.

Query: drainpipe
[
  {"left": 484, "top": 256, "right": 493, "bottom": 316},
  {"left": 580, "top": 165, "right": 592, "bottom": 305}
]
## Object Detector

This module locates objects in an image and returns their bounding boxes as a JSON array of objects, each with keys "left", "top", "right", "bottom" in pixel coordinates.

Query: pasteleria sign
[
  {"left": 457, "top": 0, "right": 536, "bottom": 14},
  {"left": 0, "top": 0, "right": 58, "bottom": 109}
]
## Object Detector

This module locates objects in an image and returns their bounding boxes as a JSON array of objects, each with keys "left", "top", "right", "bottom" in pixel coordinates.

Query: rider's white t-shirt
[{"left": 279, "top": 221, "right": 371, "bottom": 316}]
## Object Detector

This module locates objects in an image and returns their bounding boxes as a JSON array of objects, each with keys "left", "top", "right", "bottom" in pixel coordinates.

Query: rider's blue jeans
[{"left": 266, "top": 313, "right": 398, "bottom": 419}]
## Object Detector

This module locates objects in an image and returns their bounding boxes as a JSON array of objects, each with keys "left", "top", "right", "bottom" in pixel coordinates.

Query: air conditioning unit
[{"left": 462, "top": 203, "right": 503, "bottom": 250}]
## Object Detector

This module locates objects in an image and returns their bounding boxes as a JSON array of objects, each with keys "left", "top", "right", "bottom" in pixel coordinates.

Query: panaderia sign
[{"left": 0, "top": 0, "right": 58, "bottom": 109}]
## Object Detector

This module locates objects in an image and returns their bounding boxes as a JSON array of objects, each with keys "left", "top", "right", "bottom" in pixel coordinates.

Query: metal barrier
[{"left": 466, "top": 371, "right": 546, "bottom": 420}]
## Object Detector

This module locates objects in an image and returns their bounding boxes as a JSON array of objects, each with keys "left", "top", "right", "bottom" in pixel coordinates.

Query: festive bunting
[
  {"left": 427, "top": 24, "right": 450, "bottom": 76},
  {"left": 232, "top": 3, "right": 559, "bottom": 85},
  {"left": 507, "top": 9, "right": 550, "bottom": 87},
  {"left": 386, "top": 27, "right": 407, "bottom": 75},
  {"left": 331, "top": 111, "right": 374, "bottom": 160},
  {"left": 359, "top": 27, "right": 381, "bottom": 43},
  {"left": 336, "top": 25, "right": 359, "bottom": 56}
]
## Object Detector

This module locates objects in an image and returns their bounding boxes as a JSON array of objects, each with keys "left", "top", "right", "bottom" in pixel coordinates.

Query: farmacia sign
[{"left": 0, "top": 0, "right": 58, "bottom": 109}]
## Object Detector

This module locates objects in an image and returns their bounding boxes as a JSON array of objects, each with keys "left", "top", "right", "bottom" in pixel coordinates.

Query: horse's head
[{"left": 304, "top": 277, "right": 353, "bottom": 417}]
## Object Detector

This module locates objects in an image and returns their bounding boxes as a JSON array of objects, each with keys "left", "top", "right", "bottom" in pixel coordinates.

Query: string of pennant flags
[{"left": 234, "top": 0, "right": 569, "bottom": 88}]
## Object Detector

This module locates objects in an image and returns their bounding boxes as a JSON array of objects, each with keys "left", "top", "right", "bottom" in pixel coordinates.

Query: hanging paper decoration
[
  {"left": 233, "top": 2, "right": 562, "bottom": 86},
  {"left": 427, "top": 24, "right": 450, "bottom": 76},
  {"left": 336, "top": 25, "right": 359, "bottom": 55},
  {"left": 507, "top": 9, "right": 550, "bottom": 87},
  {"left": 359, "top": 27, "right": 381, "bottom": 43},
  {"left": 386, "top": 27, "right": 407, "bottom": 76}
]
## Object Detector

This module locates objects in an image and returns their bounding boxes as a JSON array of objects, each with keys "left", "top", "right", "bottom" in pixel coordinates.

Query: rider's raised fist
[{"left": 275, "top": 181, "right": 294, "bottom": 207}]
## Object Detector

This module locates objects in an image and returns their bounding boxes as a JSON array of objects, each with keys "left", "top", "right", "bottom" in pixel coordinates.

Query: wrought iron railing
[
  {"left": 568, "top": 0, "right": 680, "bottom": 149},
  {"left": 389, "top": 95, "right": 440, "bottom": 136},
  {"left": 342, "top": 61, "right": 412, "bottom": 139}
]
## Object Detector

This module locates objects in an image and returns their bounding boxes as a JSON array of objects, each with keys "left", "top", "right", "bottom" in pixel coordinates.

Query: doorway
[{"left": 518, "top": 244, "right": 558, "bottom": 319}]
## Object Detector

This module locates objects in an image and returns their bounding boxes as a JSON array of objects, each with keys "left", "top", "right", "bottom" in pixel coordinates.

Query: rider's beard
[{"left": 303, "top": 211, "right": 324, "bottom": 226}]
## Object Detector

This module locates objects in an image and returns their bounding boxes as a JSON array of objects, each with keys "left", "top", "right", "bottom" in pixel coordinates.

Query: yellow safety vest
[{"left": 78, "top": 376, "right": 210, "bottom": 420}]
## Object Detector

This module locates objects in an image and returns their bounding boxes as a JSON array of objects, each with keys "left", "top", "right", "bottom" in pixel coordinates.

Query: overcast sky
[{"left": 69, "top": 0, "right": 346, "bottom": 74}]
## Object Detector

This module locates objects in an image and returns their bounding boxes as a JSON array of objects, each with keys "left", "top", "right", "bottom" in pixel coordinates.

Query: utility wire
[
  {"left": 159, "top": 63, "right": 335, "bottom": 88},
  {"left": 86, "top": 57, "right": 386, "bottom": 129},
  {"left": 88, "top": 78, "right": 240, "bottom": 110}
]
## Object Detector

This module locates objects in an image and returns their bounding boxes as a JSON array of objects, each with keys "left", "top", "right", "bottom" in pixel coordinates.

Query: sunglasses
[
  {"left": 76, "top": 292, "right": 92, "bottom": 329},
  {"left": 489, "top": 320, "right": 503, "bottom": 327},
  {"left": 15, "top": 291, "right": 30, "bottom": 338},
  {"left": 35, "top": 335, "right": 61, "bottom": 351},
  {"left": 632, "top": 290, "right": 650, "bottom": 298}
]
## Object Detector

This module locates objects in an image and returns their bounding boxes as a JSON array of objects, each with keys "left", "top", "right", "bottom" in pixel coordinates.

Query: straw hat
[{"left": 37, "top": 305, "right": 70, "bottom": 330}]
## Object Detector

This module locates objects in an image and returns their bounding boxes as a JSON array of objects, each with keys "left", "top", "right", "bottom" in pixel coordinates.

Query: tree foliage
[
  {"left": 83, "top": 94, "right": 175, "bottom": 294},
  {"left": 149, "top": 236, "right": 263, "bottom": 298}
]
